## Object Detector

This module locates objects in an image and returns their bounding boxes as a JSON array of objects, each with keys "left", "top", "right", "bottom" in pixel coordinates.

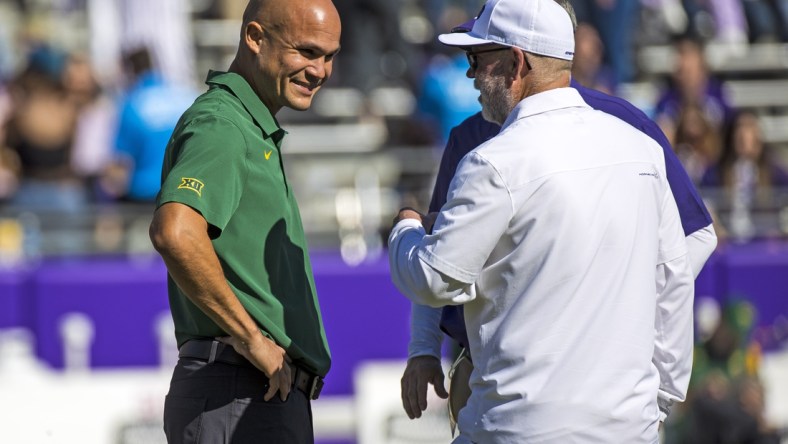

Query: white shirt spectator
[{"left": 389, "top": 88, "right": 694, "bottom": 443}]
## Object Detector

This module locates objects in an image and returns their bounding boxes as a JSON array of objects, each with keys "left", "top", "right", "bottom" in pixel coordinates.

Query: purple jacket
[{"left": 432, "top": 81, "right": 713, "bottom": 349}]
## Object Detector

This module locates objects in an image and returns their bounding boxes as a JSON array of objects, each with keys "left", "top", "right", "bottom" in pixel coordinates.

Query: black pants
[{"left": 163, "top": 358, "right": 314, "bottom": 444}]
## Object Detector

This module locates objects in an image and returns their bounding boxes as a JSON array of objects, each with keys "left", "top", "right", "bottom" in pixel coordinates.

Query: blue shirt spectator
[
  {"left": 417, "top": 53, "right": 481, "bottom": 144},
  {"left": 113, "top": 70, "right": 196, "bottom": 201}
]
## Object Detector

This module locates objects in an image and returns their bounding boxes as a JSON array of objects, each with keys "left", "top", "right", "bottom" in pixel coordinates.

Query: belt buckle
[{"left": 309, "top": 376, "right": 324, "bottom": 400}]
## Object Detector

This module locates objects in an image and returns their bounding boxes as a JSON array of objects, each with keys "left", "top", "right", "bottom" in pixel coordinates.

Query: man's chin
[
  {"left": 286, "top": 98, "right": 314, "bottom": 112},
  {"left": 481, "top": 108, "right": 502, "bottom": 125}
]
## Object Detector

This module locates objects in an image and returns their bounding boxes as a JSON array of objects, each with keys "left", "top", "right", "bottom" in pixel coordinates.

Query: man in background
[
  {"left": 389, "top": 0, "right": 695, "bottom": 441},
  {"left": 401, "top": 0, "right": 717, "bottom": 429},
  {"left": 102, "top": 46, "right": 196, "bottom": 202}
]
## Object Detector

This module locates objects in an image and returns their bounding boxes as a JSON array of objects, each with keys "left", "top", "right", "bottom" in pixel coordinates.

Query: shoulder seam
[
  {"left": 183, "top": 113, "right": 251, "bottom": 201},
  {"left": 467, "top": 151, "right": 516, "bottom": 218}
]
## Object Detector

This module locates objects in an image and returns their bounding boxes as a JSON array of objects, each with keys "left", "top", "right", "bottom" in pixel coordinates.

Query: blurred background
[{"left": 0, "top": 0, "right": 787, "bottom": 442}]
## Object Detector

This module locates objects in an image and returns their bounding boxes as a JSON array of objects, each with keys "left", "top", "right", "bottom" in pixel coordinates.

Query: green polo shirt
[{"left": 156, "top": 70, "right": 331, "bottom": 377}]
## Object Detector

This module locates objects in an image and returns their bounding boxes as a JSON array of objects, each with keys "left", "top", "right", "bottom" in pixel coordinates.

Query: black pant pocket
[
  {"left": 163, "top": 395, "right": 206, "bottom": 444},
  {"left": 229, "top": 394, "right": 312, "bottom": 444}
]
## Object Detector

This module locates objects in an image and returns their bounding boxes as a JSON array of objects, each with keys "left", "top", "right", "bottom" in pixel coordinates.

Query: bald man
[{"left": 149, "top": 1, "right": 341, "bottom": 442}]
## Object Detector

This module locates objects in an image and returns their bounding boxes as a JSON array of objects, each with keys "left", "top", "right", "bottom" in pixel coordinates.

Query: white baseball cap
[{"left": 439, "top": 0, "right": 575, "bottom": 61}]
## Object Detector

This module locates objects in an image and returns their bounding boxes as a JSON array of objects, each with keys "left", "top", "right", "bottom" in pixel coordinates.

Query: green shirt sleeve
[{"left": 157, "top": 115, "right": 248, "bottom": 235}]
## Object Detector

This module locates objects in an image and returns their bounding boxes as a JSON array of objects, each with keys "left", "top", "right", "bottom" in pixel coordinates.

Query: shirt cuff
[
  {"left": 408, "top": 303, "right": 443, "bottom": 359},
  {"left": 393, "top": 217, "right": 424, "bottom": 232}
]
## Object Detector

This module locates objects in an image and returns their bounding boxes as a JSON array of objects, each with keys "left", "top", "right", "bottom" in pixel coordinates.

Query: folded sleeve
[
  {"left": 419, "top": 152, "right": 513, "bottom": 283},
  {"left": 388, "top": 152, "right": 512, "bottom": 306},
  {"left": 388, "top": 220, "right": 476, "bottom": 307}
]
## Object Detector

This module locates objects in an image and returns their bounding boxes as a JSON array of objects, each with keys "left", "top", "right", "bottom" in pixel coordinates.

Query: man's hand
[
  {"left": 401, "top": 355, "right": 449, "bottom": 419},
  {"left": 219, "top": 335, "right": 292, "bottom": 401},
  {"left": 151, "top": 203, "right": 293, "bottom": 402},
  {"left": 393, "top": 208, "right": 440, "bottom": 233}
]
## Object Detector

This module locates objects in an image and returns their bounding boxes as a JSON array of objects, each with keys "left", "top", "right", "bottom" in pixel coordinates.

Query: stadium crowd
[{"left": 0, "top": 0, "right": 786, "bottom": 239}]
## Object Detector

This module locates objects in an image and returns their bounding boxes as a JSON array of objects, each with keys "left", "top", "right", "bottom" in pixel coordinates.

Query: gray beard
[{"left": 479, "top": 75, "right": 514, "bottom": 126}]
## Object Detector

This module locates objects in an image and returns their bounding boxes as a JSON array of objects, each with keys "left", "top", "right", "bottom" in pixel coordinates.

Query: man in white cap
[{"left": 387, "top": 0, "right": 695, "bottom": 442}]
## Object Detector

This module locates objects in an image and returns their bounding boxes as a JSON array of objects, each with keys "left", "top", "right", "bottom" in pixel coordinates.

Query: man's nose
[{"left": 306, "top": 58, "right": 329, "bottom": 81}]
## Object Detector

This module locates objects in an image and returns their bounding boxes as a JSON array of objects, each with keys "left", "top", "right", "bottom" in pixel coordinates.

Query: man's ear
[
  {"left": 244, "top": 21, "right": 264, "bottom": 54},
  {"left": 512, "top": 48, "right": 529, "bottom": 78}
]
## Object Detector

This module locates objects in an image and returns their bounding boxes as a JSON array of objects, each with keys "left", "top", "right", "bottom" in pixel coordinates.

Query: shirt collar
[
  {"left": 501, "top": 87, "right": 590, "bottom": 131},
  {"left": 205, "top": 70, "right": 285, "bottom": 141}
]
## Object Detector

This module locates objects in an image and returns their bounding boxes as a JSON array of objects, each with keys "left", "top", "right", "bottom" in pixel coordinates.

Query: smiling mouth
[{"left": 293, "top": 80, "right": 319, "bottom": 94}]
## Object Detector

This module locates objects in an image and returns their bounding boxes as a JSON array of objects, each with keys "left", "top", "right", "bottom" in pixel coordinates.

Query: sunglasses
[
  {"left": 465, "top": 46, "right": 532, "bottom": 71},
  {"left": 465, "top": 47, "right": 510, "bottom": 70}
]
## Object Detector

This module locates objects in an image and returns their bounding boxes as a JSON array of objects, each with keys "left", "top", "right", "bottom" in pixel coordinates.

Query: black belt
[{"left": 178, "top": 339, "right": 324, "bottom": 400}]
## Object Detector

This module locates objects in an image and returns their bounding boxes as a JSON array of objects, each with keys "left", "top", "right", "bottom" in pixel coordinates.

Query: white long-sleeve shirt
[
  {"left": 407, "top": 223, "right": 715, "bottom": 360},
  {"left": 389, "top": 88, "right": 695, "bottom": 443}
]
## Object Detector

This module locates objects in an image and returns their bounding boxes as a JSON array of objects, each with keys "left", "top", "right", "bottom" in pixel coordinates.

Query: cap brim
[{"left": 438, "top": 31, "right": 494, "bottom": 47}]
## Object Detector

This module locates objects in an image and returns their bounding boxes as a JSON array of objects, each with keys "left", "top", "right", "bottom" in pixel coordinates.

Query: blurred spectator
[
  {"left": 0, "top": 77, "right": 19, "bottom": 201},
  {"left": 333, "top": 0, "right": 413, "bottom": 93},
  {"left": 668, "top": 300, "right": 782, "bottom": 444},
  {"left": 649, "top": 0, "right": 784, "bottom": 45},
  {"left": 3, "top": 44, "right": 85, "bottom": 212},
  {"left": 675, "top": 0, "right": 750, "bottom": 46},
  {"left": 701, "top": 111, "right": 788, "bottom": 192},
  {"left": 0, "top": 147, "right": 20, "bottom": 202},
  {"left": 423, "top": 0, "right": 481, "bottom": 30},
  {"left": 694, "top": 300, "right": 757, "bottom": 383},
  {"left": 681, "top": 0, "right": 725, "bottom": 41},
  {"left": 639, "top": 0, "right": 689, "bottom": 44},
  {"left": 0, "top": 3, "right": 17, "bottom": 80},
  {"left": 707, "top": 0, "right": 748, "bottom": 45},
  {"left": 700, "top": 111, "right": 788, "bottom": 239},
  {"left": 736, "top": 376, "right": 783, "bottom": 443},
  {"left": 673, "top": 104, "right": 722, "bottom": 185},
  {"left": 415, "top": 6, "right": 480, "bottom": 144},
  {"left": 570, "top": 0, "right": 640, "bottom": 84},
  {"left": 654, "top": 35, "right": 733, "bottom": 146},
  {"left": 571, "top": 22, "right": 615, "bottom": 94},
  {"left": 119, "top": 0, "right": 196, "bottom": 85},
  {"left": 64, "top": 54, "right": 116, "bottom": 199},
  {"left": 87, "top": 0, "right": 196, "bottom": 86},
  {"left": 0, "top": 75, "right": 10, "bottom": 121},
  {"left": 741, "top": 0, "right": 788, "bottom": 42},
  {"left": 680, "top": 374, "right": 782, "bottom": 443},
  {"left": 100, "top": 47, "right": 196, "bottom": 203},
  {"left": 673, "top": 103, "right": 722, "bottom": 184},
  {"left": 416, "top": 52, "right": 480, "bottom": 145}
]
